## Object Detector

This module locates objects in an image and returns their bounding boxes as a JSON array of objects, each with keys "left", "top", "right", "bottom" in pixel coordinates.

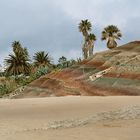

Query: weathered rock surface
[{"left": 14, "top": 41, "right": 140, "bottom": 98}]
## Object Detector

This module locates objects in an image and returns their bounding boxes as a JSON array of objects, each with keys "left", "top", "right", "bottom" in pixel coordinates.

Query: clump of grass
[
  {"left": 0, "top": 66, "right": 51, "bottom": 98},
  {"left": 0, "top": 79, "right": 17, "bottom": 98}
]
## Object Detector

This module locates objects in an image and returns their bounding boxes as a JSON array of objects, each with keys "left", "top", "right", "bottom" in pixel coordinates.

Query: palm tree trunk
[
  {"left": 89, "top": 45, "right": 93, "bottom": 56},
  {"left": 82, "top": 33, "right": 89, "bottom": 59},
  {"left": 82, "top": 46, "right": 88, "bottom": 59},
  {"left": 88, "top": 41, "right": 94, "bottom": 57},
  {"left": 87, "top": 44, "right": 90, "bottom": 58}
]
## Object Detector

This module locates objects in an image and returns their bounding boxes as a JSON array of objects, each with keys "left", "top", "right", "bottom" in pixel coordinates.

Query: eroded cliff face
[{"left": 13, "top": 41, "right": 140, "bottom": 98}]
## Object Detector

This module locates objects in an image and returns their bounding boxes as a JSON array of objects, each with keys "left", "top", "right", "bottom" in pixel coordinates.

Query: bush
[
  {"left": 35, "top": 66, "right": 49, "bottom": 78},
  {"left": 0, "top": 76, "right": 19, "bottom": 97},
  {"left": 24, "top": 66, "right": 49, "bottom": 84},
  {"left": 0, "top": 66, "right": 50, "bottom": 98},
  {"left": 0, "top": 79, "right": 17, "bottom": 97},
  {"left": 14, "top": 74, "right": 29, "bottom": 86},
  {"left": 11, "top": 67, "right": 49, "bottom": 86},
  {"left": 0, "top": 84, "right": 9, "bottom": 97},
  {"left": 0, "top": 72, "right": 5, "bottom": 77}
]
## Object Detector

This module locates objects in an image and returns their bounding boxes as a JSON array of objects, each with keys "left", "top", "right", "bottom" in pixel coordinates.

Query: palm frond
[
  {"left": 5, "top": 41, "right": 31, "bottom": 75},
  {"left": 33, "top": 51, "right": 52, "bottom": 67},
  {"left": 78, "top": 19, "right": 92, "bottom": 37},
  {"left": 101, "top": 25, "right": 122, "bottom": 49}
]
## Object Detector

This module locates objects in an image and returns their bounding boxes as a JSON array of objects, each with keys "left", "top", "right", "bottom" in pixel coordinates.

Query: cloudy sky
[{"left": 0, "top": 0, "right": 140, "bottom": 65}]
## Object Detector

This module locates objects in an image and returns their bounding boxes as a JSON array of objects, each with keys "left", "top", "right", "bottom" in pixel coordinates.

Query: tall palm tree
[
  {"left": 33, "top": 51, "right": 52, "bottom": 67},
  {"left": 79, "top": 20, "right": 92, "bottom": 38},
  {"left": 5, "top": 41, "right": 30, "bottom": 76},
  {"left": 86, "top": 33, "right": 96, "bottom": 57},
  {"left": 101, "top": 25, "right": 122, "bottom": 49},
  {"left": 78, "top": 20, "right": 92, "bottom": 59}
]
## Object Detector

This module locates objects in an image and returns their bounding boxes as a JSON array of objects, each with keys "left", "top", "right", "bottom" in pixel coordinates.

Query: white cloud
[
  {"left": 0, "top": 0, "right": 140, "bottom": 64},
  {"left": 51, "top": 0, "right": 140, "bottom": 28}
]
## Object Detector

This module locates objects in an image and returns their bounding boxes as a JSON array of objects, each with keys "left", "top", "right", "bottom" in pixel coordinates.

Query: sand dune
[{"left": 0, "top": 96, "right": 140, "bottom": 140}]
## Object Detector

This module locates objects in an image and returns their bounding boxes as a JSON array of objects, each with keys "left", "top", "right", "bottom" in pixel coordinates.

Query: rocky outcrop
[{"left": 14, "top": 41, "right": 140, "bottom": 98}]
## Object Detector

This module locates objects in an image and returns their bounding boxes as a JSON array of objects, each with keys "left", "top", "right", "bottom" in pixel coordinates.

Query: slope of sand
[{"left": 0, "top": 96, "right": 140, "bottom": 140}]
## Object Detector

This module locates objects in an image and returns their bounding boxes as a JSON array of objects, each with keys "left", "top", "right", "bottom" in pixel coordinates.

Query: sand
[{"left": 0, "top": 96, "right": 140, "bottom": 140}]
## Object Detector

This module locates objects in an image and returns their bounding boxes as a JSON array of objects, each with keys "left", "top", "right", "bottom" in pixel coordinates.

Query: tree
[
  {"left": 86, "top": 33, "right": 96, "bottom": 57},
  {"left": 58, "top": 56, "right": 67, "bottom": 64},
  {"left": 101, "top": 25, "right": 122, "bottom": 49},
  {"left": 78, "top": 19, "right": 92, "bottom": 59},
  {"left": 12, "top": 41, "right": 29, "bottom": 58},
  {"left": 79, "top": 19, "right": 92, "bottom": 38},
  {"left": 58, "top": 56, "right": 69, "bottom": 68},
  {"left": 33, "top": 51, "right": 52, "bottom": 67},
  {"left": 5, "top": 41, "right": 30, "bottom": 76}
]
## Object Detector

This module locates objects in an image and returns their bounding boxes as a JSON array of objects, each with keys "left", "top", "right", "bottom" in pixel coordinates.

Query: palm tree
[
  {"left": 101, "top": 25, "right": 122, "bottom": 49},
  {"left": 12, "top": 41, "right": 21, "bottom": 53},
  {"left": 79, "top": 20, "right": 92, "bottom": 38},
  {"left": 12, "top": 41, "right": 28, "bottom": 55},
  {"left": 86, "top": 33, "right": 96, "bottom": 57},
  {"left": 78, "top": 20, "right": 92, "bottom": 59},
  {"left": 5, "top": 41, "right": 30, "bottom": 76},
  {"left": 33, "top": 51, "right": 52, "bottom": 67}
]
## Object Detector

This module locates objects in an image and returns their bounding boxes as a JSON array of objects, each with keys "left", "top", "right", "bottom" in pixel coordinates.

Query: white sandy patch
[{"left": 0, "top": 96, "right": 140, "bottom": 140}]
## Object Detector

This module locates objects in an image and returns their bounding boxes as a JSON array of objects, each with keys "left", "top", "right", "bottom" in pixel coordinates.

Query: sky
[{"left": 0, "top": 0, "right": 140, "bottom": 65}]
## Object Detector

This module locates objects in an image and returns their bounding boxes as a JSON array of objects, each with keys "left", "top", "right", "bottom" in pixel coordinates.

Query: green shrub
[
  {"left": 0, "top": 78, "right": 18, "bottom": 98},
  {"left": 24, "top": 66, "right": 49, "bottom": 84},
  {"left": 14, "top": 75, "right": 29, "bottom": 86},
  {"left": 0, "top": 84, "right": 9, "bottom": 97},
  {"left": 0, "top": 81, "right": 17, "bottom": 97},
  {"left": 0, "top": 66, "right": 50, "bottom": 98},
  {"left": 35, "top": 66, "right": 49, "bottom": 78}
]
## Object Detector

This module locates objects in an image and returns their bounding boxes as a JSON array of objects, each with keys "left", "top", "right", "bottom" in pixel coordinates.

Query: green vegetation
[
  {"left": 101, "top": 25, "right": 122, "bottom": 49},
  {"left": 0, "top": 78, "right": 17, "bottom": 98},
  {"left": 78, "top": 20, "right": 96, "bottom": 59},
  {"left": 33, "top": 51, "right": 52, "bottom": 67},
  {"left": 0, "top": 41, "right": 79, "bottom": 97},
  {"left": 57, "top": 56, "right": 78, "bottom": 69},
  {"left": 78, "top": 21, "right": 122, "bottom": 58},
  {"left": 5, "top": 41, "right": 31, "bottom": 76},
  {"left": 0, "top": 20, "right": 123, "bottom": 97},
  {"left": 33, "top": 66, "right": 49, "bottom": 79},
  {"left": 0, "top": 42, "right": 52, "bottom": 97},
  {"left": 86, "top": 33, "right": 96, "bottom": 56}
]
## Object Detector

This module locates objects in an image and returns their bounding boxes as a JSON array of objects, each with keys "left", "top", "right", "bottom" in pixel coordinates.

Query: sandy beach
[{"left": 0, "top": 96, "right": 140, "bottom": 140}]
